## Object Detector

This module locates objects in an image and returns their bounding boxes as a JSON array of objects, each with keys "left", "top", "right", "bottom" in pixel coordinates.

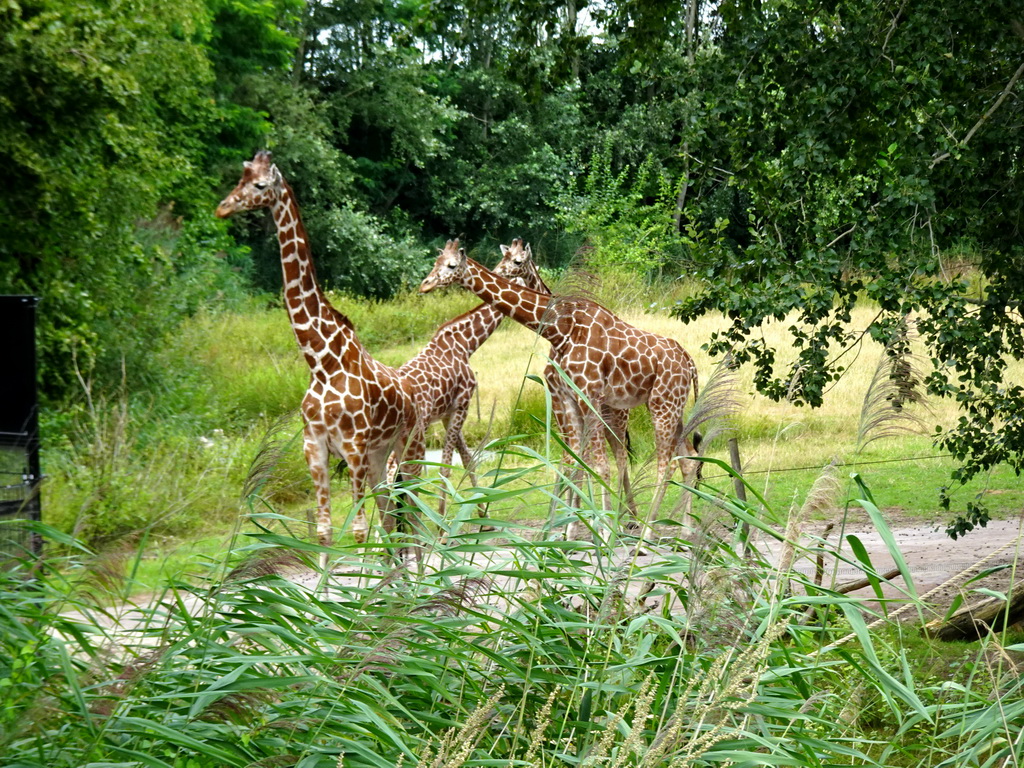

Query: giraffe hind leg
[
  {"left": 604, "top": 407, "right": 639, "bottom": 523},
  {"left": 668, "top": 431, "right": 701, "bottom": 528}
]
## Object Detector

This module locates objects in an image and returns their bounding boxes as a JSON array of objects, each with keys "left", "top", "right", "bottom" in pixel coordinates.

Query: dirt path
[
  {"left": 58, "top": 515, "right": 1023, "bottom": 655},
  {"left": 757, "top": 516, "right": 1024, "bottom": 622}
]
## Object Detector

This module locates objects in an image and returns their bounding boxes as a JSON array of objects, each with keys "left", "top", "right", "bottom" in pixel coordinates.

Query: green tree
[
  {"left": 669, "top": 0, "right": 1024, "bottom": 534},
  {"left": 217, "top": 0, "right": 460, "bottom": 299},
  {"left": 0, "top": 0, "right": 298, "bottom": 398}
]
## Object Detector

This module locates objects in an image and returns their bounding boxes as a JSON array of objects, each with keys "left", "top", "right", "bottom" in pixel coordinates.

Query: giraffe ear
[
  {"left": 524, "top": 244, "right": 532, "bottom": 258},
  {"left": 499, "top": 244, "right": 510, "bottom": 256},
  {"left": 458, "top": 247, "right": 467, "bottom": 263},
  {"left": 269, "top": 164, "right": 283, "bottom": 184},
  {"left": 243, "top": 161, "right": 254, "bottom": 170}
]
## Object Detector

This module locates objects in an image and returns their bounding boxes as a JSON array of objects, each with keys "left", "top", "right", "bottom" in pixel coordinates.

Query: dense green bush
[{"left": 557, "top": 138, "right": 681, "bottom": 282}]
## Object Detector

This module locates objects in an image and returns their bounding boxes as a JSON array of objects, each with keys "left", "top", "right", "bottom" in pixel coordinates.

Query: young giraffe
[
  {"left": 216, "top": 151, "right": 420, "bottom": 561},
  {"left": 388, "top": 300, "right": 507, "bottom": 520},
  {"left": 421, "top": 239, "right": 700, "bottom": 526},
  {"left": 493, "top": 239, "right": 640, "bottom": 517}
]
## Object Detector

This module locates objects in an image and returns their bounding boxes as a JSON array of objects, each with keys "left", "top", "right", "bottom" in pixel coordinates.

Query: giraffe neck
[
  {"left": 459, "top": 259, "right": 566, "bottom": 344},
  {"left": 271, "top": 183, "right": 353, "bottom": 369},
  {"left": 427, "top": 303, "right": 505, "bottom": 358},
  {"left": 522, "top": 262, "right": 550, "bottom": 295}
]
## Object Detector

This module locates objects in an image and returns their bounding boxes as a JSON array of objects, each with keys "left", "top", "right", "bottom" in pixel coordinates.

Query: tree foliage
[
  {"left": 0, "top": 0, "right": 293, "bottom": 395},
  {"left": 669, "top": 0, "right": 1024, "bottom": 533}
]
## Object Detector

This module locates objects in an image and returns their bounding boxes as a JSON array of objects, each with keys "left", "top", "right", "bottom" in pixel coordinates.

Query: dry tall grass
[{"left": 467, "top": 304, "right": 940, "bottom": 460}]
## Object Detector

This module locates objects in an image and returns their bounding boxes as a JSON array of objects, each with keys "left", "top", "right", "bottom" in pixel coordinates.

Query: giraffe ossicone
[{"left": 217, "top": 151, "right": 421, "bottom": 566}]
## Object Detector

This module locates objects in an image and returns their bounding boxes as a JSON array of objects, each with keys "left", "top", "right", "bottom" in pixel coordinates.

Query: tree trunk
[
  {"left": 291, "top": 0, "right": 318, "bottom": 84},
  {"left": 685, "top": 0, "right": 699, "bottom": 63},
  {"left": 565, "top": 0, "right": 579, "bottom": 80}
]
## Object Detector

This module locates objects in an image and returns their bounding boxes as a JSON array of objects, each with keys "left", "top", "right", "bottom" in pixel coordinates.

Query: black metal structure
[{"left": 1, "top": 296, "right": 41, "bottom": 560}]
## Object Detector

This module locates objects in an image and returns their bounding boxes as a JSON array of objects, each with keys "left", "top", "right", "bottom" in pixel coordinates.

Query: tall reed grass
[{"left": 3, "top": 438, "right": 1022, "bottom": 767}]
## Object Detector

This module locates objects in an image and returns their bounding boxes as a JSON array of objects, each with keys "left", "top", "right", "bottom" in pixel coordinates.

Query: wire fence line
[{"left": 700, "top": 451, "right": 952, "bottom": 481}]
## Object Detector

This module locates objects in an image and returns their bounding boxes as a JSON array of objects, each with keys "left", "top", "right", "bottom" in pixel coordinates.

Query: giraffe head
[
  {"left": 420, "top": 239, "right": 467, "bottom": 294},
  {"left": 494, "top": 238, "right": 532, "bottom": 280},
  {"left": 215, "top": 151, "right": 284, "bottom": 218}
]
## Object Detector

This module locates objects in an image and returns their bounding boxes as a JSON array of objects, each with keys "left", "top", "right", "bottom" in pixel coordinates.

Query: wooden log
[
  {"left": 833, "top": 566, "right": 902, "bottom": 596},
  {"left": 923, "top": 589, "right": 1024, "bottom": 641},
  {"left": 801, "top": 567, "right": 902, "bottom": 624}
]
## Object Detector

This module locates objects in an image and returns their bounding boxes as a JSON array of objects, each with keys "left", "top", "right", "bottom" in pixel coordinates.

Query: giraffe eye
[{"left": 254, "top": 181, "right": 268, "bottom": 190}]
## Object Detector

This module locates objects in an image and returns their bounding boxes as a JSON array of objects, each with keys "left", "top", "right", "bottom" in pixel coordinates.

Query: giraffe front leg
[
  {"left": 572, "top": 393, "right": 611, "bottom": 540},
  {"left": 546, "top": 365, "right": 582, "bottom": 510},
  {"left": 396, "top": 421, "right": 426, "bottom": 493},
  {"left": 385, "top": 451, "right": 400, "bottom": 485},
  {"left": 444, "top": 401, "right": 478, "bottom": 487},
  {"left": 347, "top": 452, "right": 371, "bottom": 545},
  {"left": 303, "top": 429, "right": 334, "bottom": 569},
  {"left": 441, "top": 401, "right": 486, "bottom": 520},
  {"left": 437, "top": 414, "right": 458, "bottom": 519}
]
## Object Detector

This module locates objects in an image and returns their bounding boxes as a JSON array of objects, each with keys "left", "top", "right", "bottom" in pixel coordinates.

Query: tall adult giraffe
[
  {"left": 421, "top": 239, "right": 700, "bottom": 527},
  {"left": 390, "top": 300, "right": 507, "bottom": 519},
  {"left": 216, "top": 151, "right": 420, "bottom": 561},
  {"left": 493, "top": 239, "right": 639, "bottom": 517}
]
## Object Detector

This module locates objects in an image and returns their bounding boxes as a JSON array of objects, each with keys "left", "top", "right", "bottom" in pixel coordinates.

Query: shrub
[{"left": 557, "top": 137, "right": 681, "bottom": 280}]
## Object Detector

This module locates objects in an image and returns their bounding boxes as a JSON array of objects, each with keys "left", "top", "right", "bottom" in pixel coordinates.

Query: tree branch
[
  {"left": 961, "top": 296, "right": 1021, "bottom": 309},
  {"left": 825, "top": 224, "right": 857, "bottom": 248},
  {"left": 931, "top": 59, "right": 1024, "bottom": 169},
  {"left": 880, "top": 0, "right": 909, "bottom": 70}
]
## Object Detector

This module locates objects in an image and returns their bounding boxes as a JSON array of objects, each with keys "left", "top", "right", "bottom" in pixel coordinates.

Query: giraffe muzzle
[{"left": 419, "top": 276, "right": 438, "bottom": 294}]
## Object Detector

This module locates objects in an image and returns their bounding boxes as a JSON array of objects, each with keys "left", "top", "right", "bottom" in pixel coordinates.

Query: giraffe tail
[
  {"left": 625, "top": 428, "right": 637, "bottom": 464},
  {"left": 689, "top": 368, "right": 702, "bottom": 480}
]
